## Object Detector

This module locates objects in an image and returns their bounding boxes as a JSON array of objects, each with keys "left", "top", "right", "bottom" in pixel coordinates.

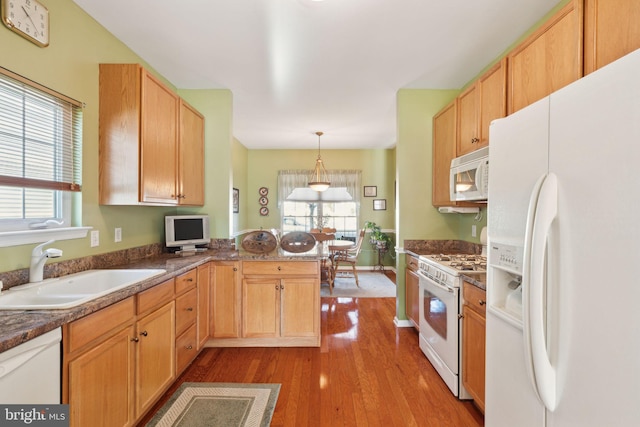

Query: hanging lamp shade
[{"left": 308, "top": 131, "right": 330, "bottom": 192}]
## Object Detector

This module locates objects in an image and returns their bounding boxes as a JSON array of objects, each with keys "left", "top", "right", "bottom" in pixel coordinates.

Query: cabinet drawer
[
  {"left": 463, "top": 282, "right": 486, "bottom": 316},
  {"left": 175, "top": 269, "right": 197, "bottom": 295},
  {"left": 242, "top": 261, "right": 318, "bottom": 276},
  {"left": 66, "top": 297, "right": 135, "bottom": 354},
  {"left": 406, "top": 255, "right": 419, "bottom": 271},
  {"left": 137, "top": 278, "right": 175, "bottom": 315},
  {"left": 176, "top": 323, "right": 197, "bottom": 374},
  {"left": 175, "top": 288, "right": 197, "bottom": 336}
]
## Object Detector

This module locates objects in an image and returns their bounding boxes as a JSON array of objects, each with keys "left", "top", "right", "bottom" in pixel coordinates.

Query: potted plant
[{"left": 364, "top": 221, "right": 393, "bottom": 249}]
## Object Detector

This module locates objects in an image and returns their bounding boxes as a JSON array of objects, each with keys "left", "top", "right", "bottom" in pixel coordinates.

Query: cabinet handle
[
  {"left": 178, "top": 194, "right": 186, "bottom": 199},
  {"left": 275, "top": 285, "right": 279, "bottom": 290},
  {"left": 140, "top": 330, "right": 148, "bottom": 336},
  {"left": 233, "top": 267, "right": 237, "bottom": 271},
  {"left": 186, "top": 345, "right": 193, "bottom": 350},
  {"left": 280, "top": 284, "right": 284, "bottom": 290},
  {"left": 186, "top": 278, "right": 193, "bottom": 282},
  {"left": 186, "top": 307, "right": 194, "bottom": 312},
  {"left": 471, "top": 137, "right": 480, "bottom": 144},
  {"left": 131, "top": 337, "right": 139, "bottom": 342},
  {"left": 277, "top": 266, "right": 282, "bottom": 271},
  {"left": 479, "top": 300, "right": 486, "bottom": 306},
  {"left": 458, "top": 314, "right": 464, "bottom": 319}
]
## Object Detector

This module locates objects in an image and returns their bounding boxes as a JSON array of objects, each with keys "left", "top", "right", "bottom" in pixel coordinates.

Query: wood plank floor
[{"left": 138, "top": 275, "right": 484, "bottom": 426}]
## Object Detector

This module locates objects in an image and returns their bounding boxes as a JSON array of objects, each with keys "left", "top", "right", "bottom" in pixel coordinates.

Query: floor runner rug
[{"left": 146, "top": 382, "right": 280, "bottom": 427}]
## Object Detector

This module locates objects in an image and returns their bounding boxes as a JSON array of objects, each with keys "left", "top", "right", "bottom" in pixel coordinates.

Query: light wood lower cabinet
[
  {"left": 63, "top": 278, "right": 177, "bottom": 426},
  {"left": 210, "top": 261, "right": 241, "bottom": 339},
  {"left": 462, "top": 281, "right": 486, "bottom": 413},
  {"left": 65, "top": 298, "right": 136, "bottom": 427},
  {"left": 405, "top": 255, "right": 420, "bottom": 329},
  {"left": 135, "top": 299, "right": 176, "bottom": 417},
  {"left": 242, "top": 261, "right": 320, "bottom": 347},
  {"left": 197, "top": 262, "right": 211, "bottom": 349}
]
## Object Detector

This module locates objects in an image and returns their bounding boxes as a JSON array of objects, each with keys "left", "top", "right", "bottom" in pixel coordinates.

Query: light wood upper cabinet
[
  {"left": 456, "top": 59, "right": 507, "bottom": 155},
  {"left": 584, "top": 0, "right": 640, "bottom": 75},
  {"left": 478, "top": 59, "right": 507, "bottom": 147},
  {"left": 99, "top": 64, "right": 204, "bottom": 206},
  {"left": 432, "top": 100, "right": 457, "bottom": 207},
  {"left": 507, "top": 0, "right": 583, "bottom": 114},
  {"left": 179, "top": 100, "right": 205, "bottom": 206}
]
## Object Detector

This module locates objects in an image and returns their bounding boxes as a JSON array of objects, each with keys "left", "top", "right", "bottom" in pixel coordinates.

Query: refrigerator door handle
[{"left": 528, "top": 173, "right": 558, "bottom": 411}]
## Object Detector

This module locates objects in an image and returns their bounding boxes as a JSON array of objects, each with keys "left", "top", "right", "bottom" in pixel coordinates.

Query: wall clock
[
  {"left": 259, "top": 196, "right": 269, "bottom": 206},
  {"left": 259, "top": 187, "right": 269, "bottom": 196},
  {"left": 259, "top": 207, "right": 269, "bottom": 216},
  {"left": 1, "top": 0, "right": 50, "bottom": 47}
]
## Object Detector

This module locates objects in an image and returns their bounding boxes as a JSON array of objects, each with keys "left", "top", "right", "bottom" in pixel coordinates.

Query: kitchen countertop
[{"left": 0, "top": 247, "right": 323, "bottom": 353}]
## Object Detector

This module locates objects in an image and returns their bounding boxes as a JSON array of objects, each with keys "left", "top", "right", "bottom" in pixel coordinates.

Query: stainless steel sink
[{"left": 0, "top": 269, "right": 166, "bottom": 310}]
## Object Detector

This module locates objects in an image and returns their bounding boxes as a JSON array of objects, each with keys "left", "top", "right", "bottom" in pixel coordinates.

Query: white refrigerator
[{"left": 485, "top": 48, "right": 640, "bottom": 427}]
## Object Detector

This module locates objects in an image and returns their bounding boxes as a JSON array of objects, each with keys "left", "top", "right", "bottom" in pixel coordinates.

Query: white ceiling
[{"left": 72, "top": 0, "right": 560, "bottom": 150}]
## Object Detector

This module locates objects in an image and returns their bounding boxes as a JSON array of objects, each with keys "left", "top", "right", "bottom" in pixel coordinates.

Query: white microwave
[{"left": 450, "top": 146, "right": 489, "bottom": 202}]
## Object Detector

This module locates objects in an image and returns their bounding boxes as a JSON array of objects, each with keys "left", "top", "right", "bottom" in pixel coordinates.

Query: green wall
[{"left": 0, "top": 0, "right": 233, "bottom": 272}]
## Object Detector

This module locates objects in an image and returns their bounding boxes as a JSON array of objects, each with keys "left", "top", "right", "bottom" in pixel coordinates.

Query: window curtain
[{"left": 277, "top": 169, "right": 361, "bottom": 207}]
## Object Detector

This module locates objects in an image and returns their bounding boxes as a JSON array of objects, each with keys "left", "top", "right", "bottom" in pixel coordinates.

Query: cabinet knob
[
  {"left": 186, "top": 307, "right": 194, "bottom": 312},
  {"left": 277, "top": 266, "right": 282, "bottom": 271},
  {"left": 471, "top": 137, "right": 480, "bottom": 144},
  {"left": 186, "top": 278, "right": 193, "bottom": 282},
  {"left": 458, "top": 314, "right": 464, "bottom": 319},
  {"left": 479, "top": 300, "right": 486, "bottom": 306},
  {"left": 233, "top": 267, "right": 237, "bottom": 271},
  {"left": 131, "top": 337, "right": 139, "bottom": 342},
  {"left": 280, "top": 285, "right": 284, "bottom": 290},
  {"left": 140, "top": 330, "right": 148, "bottom": 337},
  {"left": 186, "top": 345, "right": 193, "bottom": 350}
]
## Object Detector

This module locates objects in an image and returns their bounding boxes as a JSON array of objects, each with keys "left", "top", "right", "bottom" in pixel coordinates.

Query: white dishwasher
[{"left": 0, "top": 327, "right": 61, "bottom": 404}]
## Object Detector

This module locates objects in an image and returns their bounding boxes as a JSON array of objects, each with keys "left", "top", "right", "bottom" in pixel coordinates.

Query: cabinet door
[
  {"left": 432, "top": 99, "right": 457, "bottom": 207},
  {"left": 179, "top": 100, "right": 205, "bottom": 206},
  {"left": 462, "top": 304, "right": 486, "bottom": 413},
  {"left": 584, "top": 0, "right": 640, "bottom": 74},
  {"left": 197, "top": 262, "right": 211, "bottom": 349},
  {"left": 478, "top": 59, "right": 507, "bottom": 146},
  {"left": 135, "top": 301, "right": 176, "bottom": 418},
  {"left": 211, "top": 261, "right": 241, "bottom": 338},
  {"left": 242, "top": 278, "right": 280, "bottom": 338},
  {"left": 140, "top": 70, "right": 179, "bottom": 204},
  {"left": 508, "top": 0, "right": 583, "bottom": 114},
  {"left": 456, "top": 84, "right": 478, "bottom": 156},
  {"left": 405, "top": 268, "right": 420, "bottom": 329},
  {"left": 68, "top": 325, "right": 135, "bottom": 427},
  {"left": 280, "top": 277, "right": 319, "bottom": 338}
]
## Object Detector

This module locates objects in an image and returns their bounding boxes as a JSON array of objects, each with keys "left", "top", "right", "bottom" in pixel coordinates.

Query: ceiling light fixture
[{"left": 308, "top": 131, "right": 330, "bottom": 192}]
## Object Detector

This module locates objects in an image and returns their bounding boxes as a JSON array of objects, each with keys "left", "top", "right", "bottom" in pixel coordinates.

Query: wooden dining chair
[{"left": 331, "top": 229, "right": 366, "bottom": 286}]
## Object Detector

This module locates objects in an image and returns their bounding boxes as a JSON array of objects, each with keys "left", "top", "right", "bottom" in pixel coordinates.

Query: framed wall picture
[
  {"left": 373, "top": 199, "right": 386, "bottom": 211},
  {"left": 364, "top": 186, "right": 377, "bottom": 197},
  {"left": 233, "top": 188, "right": 239, "bottom": 213}
]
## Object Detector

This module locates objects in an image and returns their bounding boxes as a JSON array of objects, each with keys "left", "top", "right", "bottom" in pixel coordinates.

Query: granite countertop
[
  {"left": 0, "top": 247, "right": 323, "bottom": 354},
  {"left": 460, "top": 273, "right": 486, "bottom": 291}
]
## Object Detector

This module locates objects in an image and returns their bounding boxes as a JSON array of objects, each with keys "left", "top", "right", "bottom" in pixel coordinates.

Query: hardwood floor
[{"left": 138, "top": 276, "right": 484, "bottom": 426}]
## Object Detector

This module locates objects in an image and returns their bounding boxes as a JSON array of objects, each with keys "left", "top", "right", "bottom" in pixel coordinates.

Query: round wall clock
[
  {"left": 259, "top": 207, "right": 269, "bottom": 216},
  {"left": 1, "top": 0, "right": 50, "bottom": 47},
  {"left": 259, "top": 187, "right": 269, "bottom": 196},
  {"left": 259, "top": 196, "right": 269, "bottom": 206}
]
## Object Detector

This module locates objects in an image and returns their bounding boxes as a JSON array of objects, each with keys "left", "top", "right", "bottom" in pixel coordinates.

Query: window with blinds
[{"left": 0, "top": 67, "right": 83, "bottom": 232}]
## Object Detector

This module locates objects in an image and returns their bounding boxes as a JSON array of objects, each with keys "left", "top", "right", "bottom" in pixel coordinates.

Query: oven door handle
[{"left": 418, "top": 272, "right": 454, "bottom": 293}]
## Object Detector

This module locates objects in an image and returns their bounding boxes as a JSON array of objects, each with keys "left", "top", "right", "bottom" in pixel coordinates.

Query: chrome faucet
[{"left": 29, "top": 240, "right": 63, "bottom": 283}]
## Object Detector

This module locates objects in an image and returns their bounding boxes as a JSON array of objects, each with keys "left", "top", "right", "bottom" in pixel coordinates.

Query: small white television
[{"left": 165, "top": 214, "right": 210, "bottom": 252}]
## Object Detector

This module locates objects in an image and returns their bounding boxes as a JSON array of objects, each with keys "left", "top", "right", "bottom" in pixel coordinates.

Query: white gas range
[{"left": 416, "top": 253, "right": 486, "bottom": 399}]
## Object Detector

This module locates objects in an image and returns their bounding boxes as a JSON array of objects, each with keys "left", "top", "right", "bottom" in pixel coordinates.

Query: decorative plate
[
  {"left": 259, "top": 196, "right": 269, "bottom": 206},
  {"left": 259, "top": 187, "right": 269, "bottom": 196},
  {"left": 259, "top": 207, "right": 269, "bottom": 216},
  {"left": 280, "top": 231, "right": 317, "bottom": 253},
  {"left": 241, "top": 230, "right": 278, "bottom": 254}
]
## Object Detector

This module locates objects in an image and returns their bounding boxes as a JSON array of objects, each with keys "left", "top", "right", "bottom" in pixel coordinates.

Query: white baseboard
[{"left": 394, "top": 317, "right": 414, "bottom": 328}]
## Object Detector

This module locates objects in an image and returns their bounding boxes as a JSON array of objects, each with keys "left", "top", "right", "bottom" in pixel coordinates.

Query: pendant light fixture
[{"left": 308, "top": 131, "right": 330, "bottom": 192}]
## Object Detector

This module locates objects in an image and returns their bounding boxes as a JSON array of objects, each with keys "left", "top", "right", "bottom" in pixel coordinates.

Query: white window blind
[{"left": 0, "top": 67, "right": 82, "bottom": 230}]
